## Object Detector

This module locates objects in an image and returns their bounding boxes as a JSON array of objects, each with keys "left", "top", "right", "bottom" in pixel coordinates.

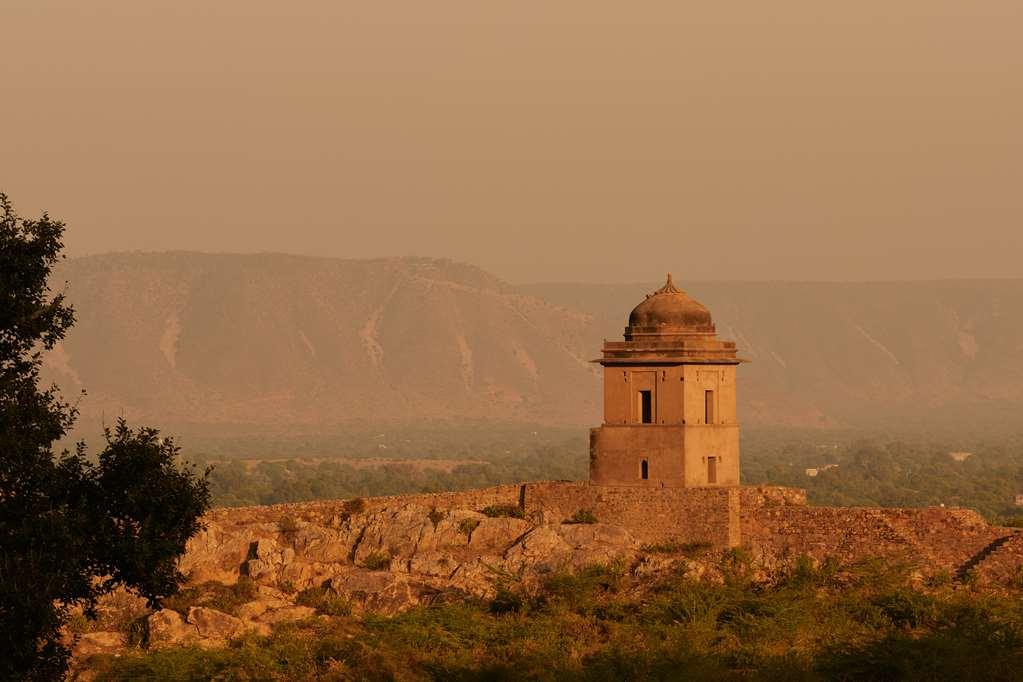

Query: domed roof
[{"left": 626, "top": 274, "right": 715, "bottom": 336}]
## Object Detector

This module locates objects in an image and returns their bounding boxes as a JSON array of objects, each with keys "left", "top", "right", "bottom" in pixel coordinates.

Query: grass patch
[
  {"left": 295, "top": 586, "right": 353, "bottom": 617},
  {"left": 480, "top": 504, "right": 525, "bottom": 519},
  {"left": 277, "top": 515, "right": 299, "bottom": 534},
  {"left": 362, "top": 552, "right": 392, "bottom": 571},
  {"left": 160, "top": 577, "right": 258, "bottom": 617},
  {"left": 344, "top": 497, "right": 367, "bottom": 514},
  {"left": 562, "top": 509, "right": 598, "bottom": 525},
  {"left": 640, "top": 539, "right": 713, "bottom": 556},
  {"left": 457, "top": 518, "right": 480, "bottom": 538}
]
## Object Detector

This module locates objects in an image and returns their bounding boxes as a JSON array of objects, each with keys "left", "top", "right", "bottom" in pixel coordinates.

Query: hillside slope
[
  {"left": 45, "top": 253, "right": 600, "bottom": 431},
  {"left": 523, "top": 279, "right": 1023, "bottom": 430},
  {"left": 43, "top": 253, "right": 1023, "bottom": 433}
]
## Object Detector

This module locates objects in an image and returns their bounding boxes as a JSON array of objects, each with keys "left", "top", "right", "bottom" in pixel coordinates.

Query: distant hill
[
  {"left": 45, "top": 253, "right": 600, "bottom": 433},
  {"left": 521, "top": 279, "right": 1023, "bottom": 431},
  {"left": 44, "top": 253, "right": 1023, "bottom": 435}
]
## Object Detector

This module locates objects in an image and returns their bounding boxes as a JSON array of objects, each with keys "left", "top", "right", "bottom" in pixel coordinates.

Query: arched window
[{"left": 641, "top": 459, "right": 649, "bottom": 480}]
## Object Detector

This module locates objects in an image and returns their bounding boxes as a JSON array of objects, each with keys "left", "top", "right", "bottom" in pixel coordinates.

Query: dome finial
[{"left": 654, "top": 272, "right": 683, "bottom": 295}]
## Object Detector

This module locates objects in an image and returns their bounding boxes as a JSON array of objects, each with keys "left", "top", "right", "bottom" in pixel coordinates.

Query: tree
[{"left": 0, "top": 193, "right": 211, "bottom": 679}]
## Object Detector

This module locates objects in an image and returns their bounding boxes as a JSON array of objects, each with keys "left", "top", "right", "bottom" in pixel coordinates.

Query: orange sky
[{"left": 2, "top": 0, "right": 1021, "bottom": 282}]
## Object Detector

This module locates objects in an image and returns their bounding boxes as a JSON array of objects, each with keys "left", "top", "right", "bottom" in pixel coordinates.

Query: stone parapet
[
  {"left": 202, "top": 482, "right": 1014, "bottom": 580},
  {"left": 522, "top": 482, "right": 742, "bottom": 547}
]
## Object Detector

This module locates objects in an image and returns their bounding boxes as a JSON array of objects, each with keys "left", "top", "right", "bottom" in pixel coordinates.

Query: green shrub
[
  {"left": 681, "top": 540, "right": 713, "bottom": 557},
  {"left": 277, "top": 515, "right": 299, "bottom": 534},
  {"left": 344, "top": 497, "right": 367, "bottom": 514},
  {"left": 362, "top": 552, "right": 392, "bottom": 571},
  {"left": 93, "top": 630, "right": 322, "bottom": 681},
  {"left": 125, "top": 615, "right": 149, "bottom": 648},
  {"left": 296, "top": 587, "right": 353, "bottom": 617},
  {"left": 655, "top": 582, "right": 724, "bottom": 624},
  {"left": 872, "top": 590, "right": 939, "bottom": 629},
  {"left": 925, "top": 570, "right": 953, "bottom": 588},
  {"left": 488, "top": 587, "right": 524, "bottom": 614},
  {"left": 233, "top": 577, "right": 259, "bottom": 601},
  {"left": 543, "top": 563, "right": 624, "bottom": 611},
  {"left": 641, "top": 539, "right": 712, "bottom": 556},
  {"left": 784, "top": 554, "right": 820, "bottom": 588},
  {"left": 721, "top": 547, "right": 754, "bottom": 586},
  {"left": 66, "top": 611, "right": 90, "bottom": 635},
  {"left": 427, "top": 508, "right": 445, "bottom": 527},
  {"left": 457, "top": 518, "right": 480, "bottom": 538},
  {"left": 161, "top": 578, "right": 258, "bottom": 617},
  {"left": 716, "top": 596, "right": 779, "bottom": 631},
  {"left": 480, "top": 504, "right": 525, "bottom": 519},
  {"left": 563, "top": 509, "right": 598, "bottom": 525}
]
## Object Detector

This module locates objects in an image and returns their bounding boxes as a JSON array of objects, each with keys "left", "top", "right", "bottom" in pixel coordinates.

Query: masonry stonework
[{"left": 590, "top": 275, "right": 742, "bottom": 487}]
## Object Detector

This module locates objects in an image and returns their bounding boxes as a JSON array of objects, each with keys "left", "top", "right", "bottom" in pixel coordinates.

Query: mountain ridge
[{"left": 43, "top": 252, "right": 1023, "bottom": 435}]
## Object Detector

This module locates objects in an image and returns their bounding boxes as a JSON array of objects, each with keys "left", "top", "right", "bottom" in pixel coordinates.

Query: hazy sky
[{"left": 3, "top": 0, "right": 1021, "bottom": 282}]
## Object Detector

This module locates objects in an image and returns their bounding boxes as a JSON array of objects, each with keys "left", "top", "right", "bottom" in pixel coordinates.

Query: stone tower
[{"left": 590, "top": 274, "right": 743, "bottom": 487}]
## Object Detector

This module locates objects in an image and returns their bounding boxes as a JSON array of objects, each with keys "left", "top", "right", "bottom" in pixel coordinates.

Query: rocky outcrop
[
  {"left": 147, "top": 609, "right": 194, "bottom": 649},
  {"left": 178, "top": 500, "right": 641, "bottom": 615},
  {"left": 73, "top": 631, "right": 127, "bottom": 658},
  {"left": 71, "top": 482, "right": 1023, "bottom": 666},
  {"left": 187, "top": 607, "right": 248, "bottom": 644}
]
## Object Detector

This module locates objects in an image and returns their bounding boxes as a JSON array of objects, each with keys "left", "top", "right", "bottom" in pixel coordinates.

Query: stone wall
[
  {"left": 522, "top": 482, "right": 743, "bottom": 547},
  {"left": 206, "top": 484, "right": 523, "bottom": 528},
  {"left": 740, "top": 498, "right": 1006, "bottom": 572},
  {"left": 204, "top": 481, "right": 1016, "bottom": 579}
]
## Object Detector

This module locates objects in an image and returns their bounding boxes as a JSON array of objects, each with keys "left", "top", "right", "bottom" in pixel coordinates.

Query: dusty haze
[{"left": 3, "top": 0, "right": 1022, "bottom": 282}]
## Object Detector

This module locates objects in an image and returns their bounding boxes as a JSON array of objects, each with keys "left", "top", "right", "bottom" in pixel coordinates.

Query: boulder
[
  {"left": 235, "top": 600, "right": 271, "bottom": 620},
  {"left": 557, "top": 523, "right": 636, "bottom": 567},
  {"left": 408, "top": 551, "right": 457, "bottom": 578},
  {"left": 419, "top": 510, "right": 489, "bottom": 550},
  {"left": 448, "top": 558, "right": 501, "bottom": 598},
  {"left": 187, "top": 607, "right": 245, "bottom": 642},
  {"left": 251, "top": 538, "right": 278, "bottom": 561},
  {"left": 326, "top": 569, "right": 427, "bottom": 615},
  {"left": 74, "top": 631, "right": 126, "bottom": 657},
  {"left": 291, "top": 524, "right": 353, "bottom": 563},
  {"left": 503, "top": 526, "right": 573, "bottom": 573},
  {"left": 256, "top": 605, "right": 317, "bottom": 624},
  {"left": 147, "top": 609, "right": 194, "bottom": 648},
  {"left": 244, "top": 557, "right": 276, "bottom": 580},
  {"left": 351, "top": 505, "right": 434, "bottom": 564},
  {"left": 469, "top": 518, "right": 531, "bottom": 551}
]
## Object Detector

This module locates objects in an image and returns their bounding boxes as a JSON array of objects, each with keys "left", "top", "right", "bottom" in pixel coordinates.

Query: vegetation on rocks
[
  {"left": 481, "top": 504, "right": 525, "bottom": 519},
  {"left": 361, "top": 553, "right": 393, "bottom": 571},
  {"left": 457, "top": 518, "right": 481, "bottom": 538},
  {"left": 295, "top": 587, "right": 353, "bottom": 617},
  {"left": 161, "top": 579, "right": 259, "bottom": 618},
  {"left": 564, "top": 509, "right": 598, "bottom": 525},
  {"left": 84, "top": 556, "right": 1023, "bottom": 681},
  {"left": 640, "top": 539, "right": 714, "bottom": 556}
]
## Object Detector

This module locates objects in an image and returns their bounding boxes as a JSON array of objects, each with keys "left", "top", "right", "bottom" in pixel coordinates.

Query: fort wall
[
  {"left": 205, "top": 484, "right": 524, "bottom": 528},
  {"left": 739, "top": 496, "right": 1005, "bottom": 571},
  {"left": 521, "top": 481, "right": 739, "bottom": 547},
  {"left": 205, "top": 482, "right": 1013, "bottom": 576}
]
